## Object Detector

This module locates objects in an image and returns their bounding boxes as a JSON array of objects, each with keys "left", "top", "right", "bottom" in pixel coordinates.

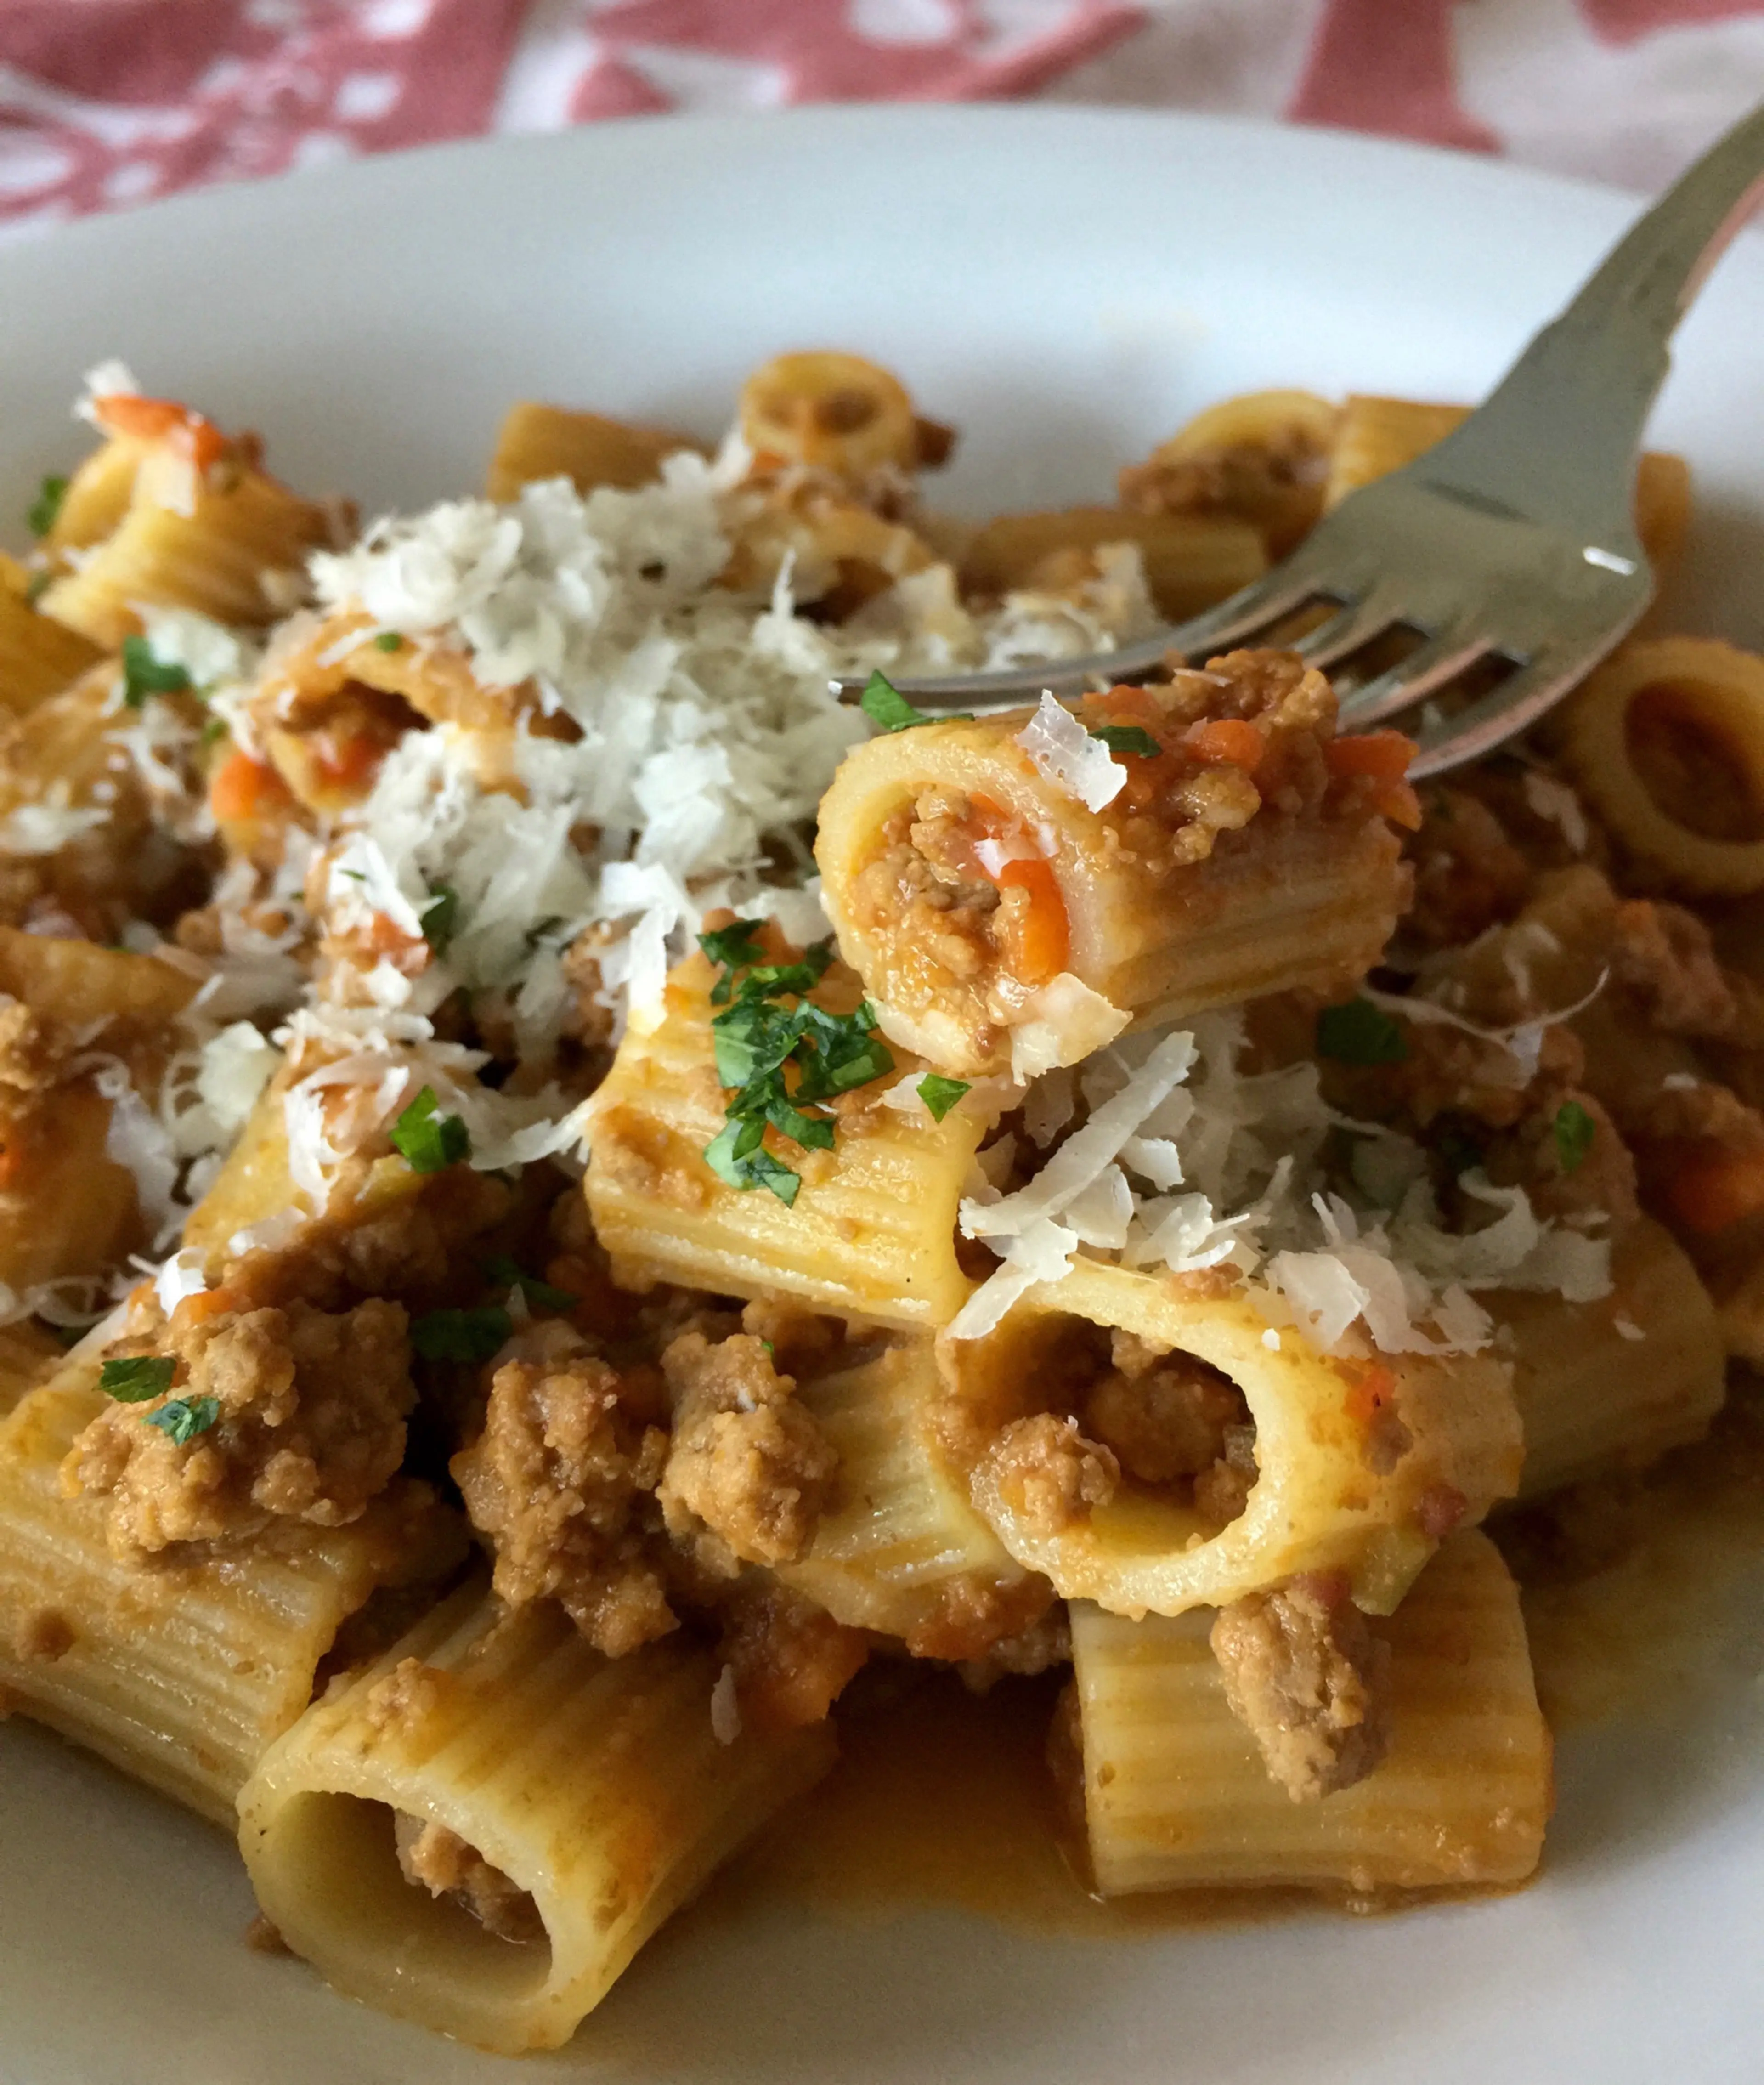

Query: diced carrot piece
[
  {"left": 1662, "top": 1144, "right": 1764, "bottom": 1235},
  {"left": 312, "top": 731, "right": 385, "bottom": 793},
  {"left": 209, "top": 748, "right": 290, "bottom": 825},
  {"left": 1379, "top": 781, "right": 1424, "bottom": 832},
  {"left": 996, "top": 855, "right": 1069, "bottom": 985},
  {"left": 1323, "top": 729, "right": 1417, "bottom": 782},
  {"left": 1342, "top": 1360, "right": 1397, "bottom": 1427},
  {"left": 1182, "top": 717, "right": 1265, "bottom": 771},
  {"left": 94, "top": 392, "right": 229, "bottom": 472}
]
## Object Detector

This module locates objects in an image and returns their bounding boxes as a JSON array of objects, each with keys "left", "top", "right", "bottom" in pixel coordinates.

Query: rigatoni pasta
[
  {"left": 0, "top": 1358, "right": 465, "bottom": 1824},
  {"left": 816, "top": 649, "right": 1416, "bottom": 1077},
  {"left": 238, "top": 1578, "right": 836, "bottom": 2054},
  {"left": 956, "top": 1257, "right": 1522, "bottom": 1619},
  {"left": 1068, "top": 1531, "right": 1549, "bottom": 1894},
  {"left": 0, "top": 350, "right": 1749, "bottom": 2054}
]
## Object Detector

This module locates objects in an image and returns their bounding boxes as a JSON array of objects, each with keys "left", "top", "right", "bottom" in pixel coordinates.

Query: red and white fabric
[{"left": 3, "top": 0, "right": 1764, "bottom": 240}]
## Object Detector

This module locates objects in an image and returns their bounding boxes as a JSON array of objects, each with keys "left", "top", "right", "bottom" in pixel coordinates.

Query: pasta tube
[
  {"left": 238, "top": 1579, "right": 836, "bottom": 2054},
  {"left": 486, "top": 401, "right": 706, "bottom": 502},
  {"left": 775, "top": 1341, "right": 1045, "bottom": 1655},
  {"left": 0, "top": 1360, "right": 464, "bottom": 1824},
  {"left": 1068, "top": 1530, "right": 1549, "bottom": 1893},
  {"left": 1117, "top": 388, "right": 1341, "bottom": 557},
  {"left": 0, "top": 556, "right": 104, "bottom": 712},
  {"left": 0, "top": 929, "right": 198, "bottom": 1292},
  {"left": 1559, "top": 637, "right": 1764, "bottom": 895},
  {"left": 960, "top": 1257, "right": 1522, "bottom": 1618},
  {"left": 1324, "top": 393, "right": 1690, "bottom": 578},
  {"left": 956, "top": 507, "right": 1266, "bottom": 624},
  {"left": 585, "top": 948, "right": 989, "bottom": 1329},
  {"left": 39, "top": 395, "right": 332, "bottom": 649},
  {"left": 1495, "top": 1216, "right": 1725, "bottom": 1496},
  {"left": 817, "top": 649, "right": 1415, "bottom": 1078}
]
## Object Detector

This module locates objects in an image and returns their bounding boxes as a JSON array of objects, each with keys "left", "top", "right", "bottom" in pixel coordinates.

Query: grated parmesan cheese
[
  {"left": 1016, "top": 690, "right": 1126, "bottom": 813},
  {"left": 954, "top": 1012, "right": 1612, "bottom": 1355}
]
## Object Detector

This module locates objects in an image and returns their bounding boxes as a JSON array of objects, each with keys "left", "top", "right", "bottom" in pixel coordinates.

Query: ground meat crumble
[
  {"left": 1210, "top": 1573, "right": 1391, "bottom": 1802},
  {"left": 394, "top": 1813, "right": 543, "bottom": 1947},
  {"left": 65, "top": 1295, "right": 414, "bottom": 1562},
  {"left": 976, "top": 1412, "right": 1119, "bottom": 1539},
  {"left": 657, "top": 1331, "right": 837, "bottom": 1572},
  {"left": 451, "top": 1348, "right": 674, "bottom": 1657}
]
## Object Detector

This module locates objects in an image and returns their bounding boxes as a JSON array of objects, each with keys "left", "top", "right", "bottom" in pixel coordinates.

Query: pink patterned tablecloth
[{"left": 2, "top": 0, "right": 1764, "bottom": 238}]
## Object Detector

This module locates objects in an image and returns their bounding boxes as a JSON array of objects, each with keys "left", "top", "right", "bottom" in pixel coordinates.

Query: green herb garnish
[
  {"left": 481, "top": 1255, "right": 576, "bottom": 1313},
  {"left": 411, "top": 1306, "right": 512, "bottom": 1363},
  {"left": 98, "top": 1355, "right": 175, "bottom": 1402},
  {"left": 146, "top": 1395, "right": 220, "bottom": 1445},
  {"left": 120, "top": 633, "right": 193, "bottom": 708},
  {"left": 917, "top": 1073, "right": 971, "bottom": 1121},
  {"left": 25, "top": 570, "right": 51, "bottom": 605},
  {"left": 390, "top": 1086, "right": 470, "bottom": 1174},
  {"left": 1553, "top": 1099, "right": 1595, "bottom": 1176},
  {"left": 1316, "top": 997, "right": 1409, "bottom": 1067},
  {"left": 698, "top": 930, "right": 895, "bottom": 1204},
  {"left": 27, "top": 475, "right": 68, "bottom": 539},
  {"left": 419, "top": 883, "right": 460, "bottom": 954},
  {"left": 200, "top": 715, "right": 229, "bottom": 747},
  {"left": 373, "top": 631, "right": 403, "bottom": 652},
  {"left": 1090, "top": 724, "right": 1161, "bottom": 758},
  {"left": 858, "top": 670, "right": 970, "bottom": 733}
]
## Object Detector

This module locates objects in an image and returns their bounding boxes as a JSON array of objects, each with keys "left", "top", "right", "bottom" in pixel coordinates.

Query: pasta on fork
[{"left": 0, "top": 350, "right": 1756, "bottom": 2052}]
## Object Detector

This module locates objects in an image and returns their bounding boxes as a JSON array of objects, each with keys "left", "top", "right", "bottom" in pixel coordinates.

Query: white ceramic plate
[{"left": 2, "top": 107, "right": 1763, "bottom": 2085}]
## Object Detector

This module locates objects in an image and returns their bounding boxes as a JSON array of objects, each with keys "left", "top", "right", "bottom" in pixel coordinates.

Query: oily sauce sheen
[{"left": 685, "top": 1377, "right": 1764, "bottom": 1941}]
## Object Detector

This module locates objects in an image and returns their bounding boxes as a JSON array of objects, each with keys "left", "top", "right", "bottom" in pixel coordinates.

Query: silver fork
[{"left": 831, "top": 101, "right": 1764, "bottom": 780}]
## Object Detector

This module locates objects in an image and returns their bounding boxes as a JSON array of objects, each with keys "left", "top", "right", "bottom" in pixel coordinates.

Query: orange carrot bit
[
  {"left": 995, "top": 854, "right": 1070, "bottom": 986},
  {"left": 1342, "top": 1360, "right": 1398, "bottom": 1428},
  {"left": 312, "top": 731, "right": 386, "bottom": 794},
  {"left": 1324, "top": 731, "right": 1422, "bottom": 829},
  {"left": 1323, "top": 729, "right": 1417, "bottom": 782},
  {"left": 0, "top": 1131, "right": 29, "bottom": 1193},
  {"left": 1182, "top": 717, "right": 1266, "bottom": 771},
  {"left": 93, "top": 392, "right": 229, "bottom": 472},
  {"left": 209, "top": 747, "right": 291, "bottom": 825},
  {"left": 1662, "top": 1144, "right": 1764, "bottom": 1235}
]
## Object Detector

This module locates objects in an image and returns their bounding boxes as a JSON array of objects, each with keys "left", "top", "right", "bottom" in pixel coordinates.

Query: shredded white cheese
[{"left": 1015, "top": 690, "right": 1125, "bottom": 813}]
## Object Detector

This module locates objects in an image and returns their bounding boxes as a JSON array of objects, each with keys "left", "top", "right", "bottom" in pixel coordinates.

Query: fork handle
[{"left": 1409, "top": 99, "right": 1764, "bottom": 546}]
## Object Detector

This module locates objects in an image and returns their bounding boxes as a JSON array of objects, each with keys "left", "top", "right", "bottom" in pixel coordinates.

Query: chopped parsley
[
  {"left": 147, "top": 1396, "right": 220, "bottom": 1445},
  {"left": 1317, "top": 997, "right": 1409, "bottom": 1067},
  {"left": 917, "top": 1073, "right": 971, "bottom": 1121},
  {"left": 27, "top": 475, "right": 67, "bottom": 539},
  {"left": 859, "top": 670, "right": 970, "bottom": 732},
  {"left": 419, "top": 883, "right": 461, "bottom": 954},
  {"left": 120, "top": 633, "right": 193, "bottom": 708},
  {"left": 697, "top": 925, "right": 895, "bottom": 1204},
  {"left": 373, "top": 630, "right": 404, "bottom": 652},
  {"left": 412, "top": 1306, "right": 513, "bottom": 1363},
  {"left": 98, "top": 1355, "right": 175, "bottom": 1402},
  {"left": 390, "top": 1086, "right": 470, "bottom": 1173},
  {"left": 24, "top": 570, "right": 50, "bottom": 605},
  {"left": 1090, "top": 724, "right": 1161, "bottom": 758},
  {"left": 481, "top": 1255, "right": 577, "bottom": 1313},
  {"left": 1553, "top": 1099, "right": 1595, "bottom": 1175},
  {"left": 200, "top": 715, "right": 229, "bottom": 748}
]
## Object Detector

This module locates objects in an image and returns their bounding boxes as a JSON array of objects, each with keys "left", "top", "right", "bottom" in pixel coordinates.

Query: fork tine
[
  {"left": 1406, "top": 645, "right": 1603, "bottom": 779},
  {"left": 1335, "top": 630, "right": 1496, "bottom": 731},
  {"left": 1163, "top": 566, "right": 1329, "bottom": 661},
  {"left": 1292, "top": 594, "right": 1395, "bottom": 672}
]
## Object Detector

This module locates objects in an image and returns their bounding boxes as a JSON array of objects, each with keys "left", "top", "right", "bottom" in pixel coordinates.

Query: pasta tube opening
[
  {"left": 239, "top": 1581, "right": 837, "bottom": 2053},
  {"left": 950, "top": 1258, "right": 1522, "bottom": 1619},
  {"left": 1562, "top": 638, "right": 1764, "bottom": 894}
]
